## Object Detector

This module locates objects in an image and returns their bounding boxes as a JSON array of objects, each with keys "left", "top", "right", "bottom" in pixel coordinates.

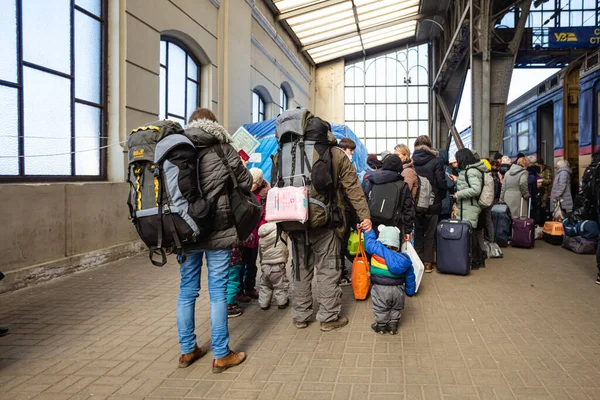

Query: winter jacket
[
  {"left": 363, "top": 230, "right": 415, "bottom": 295},
  {"left": 442, "top": 165, "right": 457, "bottom": 216},
  {"left": 528, "top": 167, "right": 540, "bottom": 207},
  {"left": 184, "top": 118, "right": 253, "bottom": 250},
  {"left": 539, "top": 166, "right": 553, "bottom": 208},
  {"left": 456, "top": 161, "right": 487, "bottom": 228},
  {"left": 258, "top": 222, "right": 289, "bottom": 265},
  {"left": 401, "top": 160, "right": 418, "bottom": 200},
  {"left": 550, "top": 167, "right": 574, "bottom": 214},
  {"left": 358, "top": 166, "right": 376, "bottom": 185},
  {"left": 500, "top": 164, "right": 530, "bottom": 218},
  {"left": 412, "top": 145, "right": 448, "bottom": 215},
  {"left": 331, "top": 146, "right": 371, "bottom": 239},
  {"left": 363, "top": 169, "right": 415, "bottom": 235},
  {"left": 245, "top": 180, "right": 270, "bottom": 249}
]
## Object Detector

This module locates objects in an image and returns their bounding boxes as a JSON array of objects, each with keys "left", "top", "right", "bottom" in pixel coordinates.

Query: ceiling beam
[
  {"left": 276, "top": 0, "right": 348, "bottom": 21},
  {"left": 301, "top": 13, "right": 427, "bottom": 52}
]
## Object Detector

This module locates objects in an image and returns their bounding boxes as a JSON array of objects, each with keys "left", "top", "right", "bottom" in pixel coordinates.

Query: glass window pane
[
  {"left": 419, "top": 104, "right": 428, "bottom": 120},
  {"left": 23, "top": 0, "right": 71, "bottom": 74},
  {"left": 354, "top": 87, "right": 364, "bottom": 103},
  {"left": 345, "top": 67, "right": 355, "bottom": 86},
  {"left": 23, "top": 67, "right": 72, "bottom": 175},
  {"left": 419, "top": 121, "right": 428, "bottom": 136},
  {"left": 386, "top": 104, "right": 396, "bottom": 120},
  {"left": 345, "top": 87, "right": 355, "bottom": 103},
  {"left": 571, "top": 0, "right": 583, "bottom": 8},
  {"left": 353, "top": 122, "right": 364, "bottom": 138},
  {"left": 159, "top": 66, "right": 166, "bottom": 119},
  {"left": 408, "top": 87, "right": 419, "bottom": 103},
  {"left": 386, "top": 122, "right": 396, "bottom": 138},
  {"left": 386, "top": 87, "right": 396, "bottom": 103},
  {"left": 397, "top": 104, "right": 407, "bottom": 120},
  {"left": 365, "top": 104, "right": 375, "bottom": 120},
  {"left": 376, "top": 104, "right": 386, "bottom": 120},
  {"left": 365, "top": 64, "right": 376, "bottom": 85},
  {"left": 365, "top": 87, "right": 376, "bottom": 103},
  {"left": 345, "top": 104, "right": 355, "bottom": 120},
  {"left": 397, "top": 87, "right": 407, "bottom": 103},
  {"left": 583, "top": 0, "right": 595, "bottom": 8},
  {"left": 0, "top": 0, "right": 17, "bottom": 83},
  {"left": 75, "top": 0, "right": 101, "bottom": 17},
  {"left": 397, "top": 121, "right": 407, "bottom": 137},
  {"left": 376, "top": 121, "right": 386, "bottom": 137},
  {"left": 252, "top": 92, "right": 259, "bottom": 123},
  {"left": 75, "top": 103, "right": 100, "bottom": 175},
  {"left": 187, "top": 55, "right": 198, "bottom": 80},
  {"left": 160, "top": 41, "right": 166, "bottom": 66},
  {"left": 365, "top": 122, "right": 376, "bottom": 137},
  {"left": 583, "top": 11, "right": 596, "bottom": 25},
  {"left": 75, "top": 11, "right": 101, "bottom": 103},
  {"left": 168, "top": 115, "right": 186, "bottom": 126},
  {"left": 355, "top": 105, "right": 364, "bottom": 121},
  {"left": 167, "top": 43, "right": 186, "bottom": 117},
  {"left": 376, "top": 87, "right": 386, "bottom": 103},
  {"left": 366, "top": 139, "right": 376, "bottom": 153},
  {"left": 408, "top": 121, "right": 419, "bottom": 137},
  {"left": 187, "top": 81, "right": 198, "bottom": 123},
  {"left": 376, "top": 138, "right": 387, "bottom": 154},
  {"left": 387, "top": 139, "right": 397, "bottom": 151},
  {"left": 408, "top": 104, "right": 418, "bottom": 118},
  {"left": 518, "top": 134, "right": 529, "bottom": 151},
  {"left": 0, "top": 86, "right": 19, "bottom": 175}
]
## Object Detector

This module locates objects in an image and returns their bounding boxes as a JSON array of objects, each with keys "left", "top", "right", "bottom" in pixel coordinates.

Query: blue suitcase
[
  {"left": 436, "top": 219, "right": 472, "bottom": 276},
  {"left": 491, "top": 204, "right": 511, "bottom": 247}
]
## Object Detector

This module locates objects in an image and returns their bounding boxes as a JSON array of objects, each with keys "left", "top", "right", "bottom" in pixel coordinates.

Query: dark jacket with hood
[
  {"left": 363, "top": 156, "right": 415, "bottom": 235},
  {"left": 412, "top": 145, "right": 448, "bottom": 214},
  {"left": 184, "top": 118, "right": 253, "bottom": 250}
]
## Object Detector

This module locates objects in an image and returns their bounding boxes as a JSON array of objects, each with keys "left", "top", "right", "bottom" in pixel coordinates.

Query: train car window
[
  {"left": 517, "top": 120, "right": 529, "bottom": 152},
  {"left": 503, "top": 126, "right": 513, "bottom": 155}
]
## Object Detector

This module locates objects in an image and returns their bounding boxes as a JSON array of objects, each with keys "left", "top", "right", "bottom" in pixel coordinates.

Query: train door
[
  {"left": 537, "top": 102, "right": 554, "bottom": 172},
  {"left": 563, "top": 61, "right": 582, "bottom": 187}
]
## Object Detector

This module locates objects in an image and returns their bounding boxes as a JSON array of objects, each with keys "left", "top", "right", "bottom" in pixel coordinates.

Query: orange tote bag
[{"left": 351, "top": 230, "right": 371, "bottom": 300}]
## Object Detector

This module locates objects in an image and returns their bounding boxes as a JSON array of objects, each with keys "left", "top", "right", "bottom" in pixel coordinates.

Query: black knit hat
[
  {"left": 382, "top": 154, "right": 403, "bottom": 173},
  {"left": 493, "top": 152, "right": 503, "bottom": 161}
]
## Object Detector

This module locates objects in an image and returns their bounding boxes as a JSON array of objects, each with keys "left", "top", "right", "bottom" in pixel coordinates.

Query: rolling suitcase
[
  {"left": 491, "top": 204, "right": 512, "bottom": 247},
  {"left": 436, "top": 217, "right": 472, "bottom": 276},
  {"left": 512, "top": 198, "right": 535, "bottom": 248}
]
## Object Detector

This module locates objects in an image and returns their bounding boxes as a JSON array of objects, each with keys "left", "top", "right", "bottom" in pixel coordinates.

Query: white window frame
[{"left": 517, "top": 119, "right": 529, "bottom": 152}]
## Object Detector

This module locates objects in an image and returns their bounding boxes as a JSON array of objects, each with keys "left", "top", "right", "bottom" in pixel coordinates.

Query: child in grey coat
[{"left": 258, "top": 223, "right": 290, "bottom": 310}]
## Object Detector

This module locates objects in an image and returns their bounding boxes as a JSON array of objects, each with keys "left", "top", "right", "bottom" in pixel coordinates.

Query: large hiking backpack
[
  {"left": 415, "top": 175, "right": 434, "bottom": 213},
  {"left": 127, "top": 120, "right": 211, "bottom": 267},
  {"left": 270, "top": 108, "right": 339, "bottom": 232},
  {"left": 368, "top": 180, "right": 406, "bottom": 234}
]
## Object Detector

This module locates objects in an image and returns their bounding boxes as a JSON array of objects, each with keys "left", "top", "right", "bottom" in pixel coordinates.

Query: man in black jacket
[{"left": 411, "top": 136, "right": 448, "bottom": 272}]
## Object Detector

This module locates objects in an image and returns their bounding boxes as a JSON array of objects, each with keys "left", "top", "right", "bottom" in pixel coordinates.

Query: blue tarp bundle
[{"left": 242, "top": 119, "right": 369, "bottom": 184}]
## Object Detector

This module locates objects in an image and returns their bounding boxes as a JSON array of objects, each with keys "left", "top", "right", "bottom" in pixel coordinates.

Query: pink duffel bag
[{"left": 265, "top": 186, "right": 308, "bottom": 223}]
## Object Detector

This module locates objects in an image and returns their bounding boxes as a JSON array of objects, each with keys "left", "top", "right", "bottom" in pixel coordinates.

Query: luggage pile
[{"left": 562, "top": 219, "right": 599, "bottom": 254}]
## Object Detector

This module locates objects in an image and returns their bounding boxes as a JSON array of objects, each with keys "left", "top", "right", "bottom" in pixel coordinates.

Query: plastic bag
[
  {"left": 402, "top": 241, "right": 424, "bottom": 293},
  {"left": 534, "top": 225, "right": 544, "bottom": 240},
  {"left": 351, "top": 230, "right": 370, "bottom": 300},
  {"left": 484, "top": 240, "right": 503, "bottom": 258}
]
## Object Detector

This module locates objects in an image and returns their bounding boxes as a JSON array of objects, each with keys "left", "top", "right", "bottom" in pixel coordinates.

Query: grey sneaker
[
  {"left": 320, "top": 316, "right": 349, "bottom": 332},
  {"left": 294, "top": 320, "right": 308, "bottom": 329}
]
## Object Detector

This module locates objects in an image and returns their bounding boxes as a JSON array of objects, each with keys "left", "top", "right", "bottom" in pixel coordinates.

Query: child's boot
[
  {"left": 386, "top": 321, "right": 399, "bottom": 335},
  {"left": 371, "top": 323, "right": 386, "bottom": 334}
]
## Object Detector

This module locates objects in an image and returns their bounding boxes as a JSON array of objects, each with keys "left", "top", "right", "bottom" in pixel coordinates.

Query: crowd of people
[{"left": 149, "top": 108, "right": 599, "bottom": 374}]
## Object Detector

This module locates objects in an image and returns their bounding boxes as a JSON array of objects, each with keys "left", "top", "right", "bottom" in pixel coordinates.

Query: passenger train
[{"left": 450, "top": 50, "right": 600, "bottom": 184}]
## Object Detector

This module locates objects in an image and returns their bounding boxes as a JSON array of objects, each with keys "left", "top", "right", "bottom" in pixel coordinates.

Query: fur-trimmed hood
[
  {"left": 412, "top": 145, "right": 439, "bottom": 167},
  {"left": 184, "top": 118, "right": 233, "bottom": 147}
]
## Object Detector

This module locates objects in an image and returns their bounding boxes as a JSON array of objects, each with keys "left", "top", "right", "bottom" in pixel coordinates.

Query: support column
[{"left": 470, "top": 0, "right": 532, "bottom": 158}]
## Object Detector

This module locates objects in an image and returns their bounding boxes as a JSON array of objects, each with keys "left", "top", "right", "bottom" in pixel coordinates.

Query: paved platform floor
[{"left": 1, "top": 241, "right": 600, "bottom": 399}]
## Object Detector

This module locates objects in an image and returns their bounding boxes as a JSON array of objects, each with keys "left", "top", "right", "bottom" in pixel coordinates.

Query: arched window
[
  {"left": 1, "top": 0, "right": 107, "bottom": 180},
  {"left": 279, "top": 86, "right": 288, "bottom": 114},
  {"left": 159, "top": 37, "right": 200, "bottom": 126},
  {"left": 252, "top": 91, "right": 266, "bottom": 123}
]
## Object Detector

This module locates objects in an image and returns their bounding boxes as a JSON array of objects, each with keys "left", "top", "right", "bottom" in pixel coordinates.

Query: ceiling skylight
[{"left": 273, "top": 0, "right": 422, "bottom": 64}]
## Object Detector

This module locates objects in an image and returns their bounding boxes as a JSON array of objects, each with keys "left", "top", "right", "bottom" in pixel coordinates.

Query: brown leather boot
[
  {"left": 424, "top": 263, "right": 434, "bottom": 273},
  {"left": 212, "top": 351, "right": 246, "bottom": 373},
  {"left": 178, "top": 346, "right": 207, "bottom": 368}
]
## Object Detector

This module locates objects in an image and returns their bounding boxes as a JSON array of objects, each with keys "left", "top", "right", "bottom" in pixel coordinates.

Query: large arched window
[
  {"left": 1, "top": 0, "right": 107, "bottom": 181},
  {"left": 252, "top": 91, "right": 266, "bottom": 123},
  {"left": 159, "top": 38, "right": 200, "bottom": 126}
]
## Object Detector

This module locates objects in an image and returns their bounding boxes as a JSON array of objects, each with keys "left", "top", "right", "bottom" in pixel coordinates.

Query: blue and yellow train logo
[{"left": 553, "top": 32, "right": 578, "bottom": 42}]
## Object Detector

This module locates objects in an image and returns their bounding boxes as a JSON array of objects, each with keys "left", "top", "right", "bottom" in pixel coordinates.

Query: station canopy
[{"left": 272, "top": 0, "right": 423, "bottom": 64}]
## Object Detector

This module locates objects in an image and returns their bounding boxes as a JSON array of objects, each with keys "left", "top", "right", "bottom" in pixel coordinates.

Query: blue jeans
[{"left": 177, "top": 249, "right": 231, "bottom": 358}]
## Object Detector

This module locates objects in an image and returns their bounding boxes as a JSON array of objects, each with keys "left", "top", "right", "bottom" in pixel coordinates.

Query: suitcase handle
[{"left": 519, "top": 197, "right": 531, "bottom": 219}]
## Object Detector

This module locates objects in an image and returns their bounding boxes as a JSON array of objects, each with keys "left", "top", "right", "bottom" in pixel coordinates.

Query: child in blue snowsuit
[{"left": 364, "top": 225, "right": 416, "bottom": 335}]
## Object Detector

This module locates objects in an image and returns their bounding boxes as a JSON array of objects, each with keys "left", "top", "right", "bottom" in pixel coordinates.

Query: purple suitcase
[{"left": 512, "top": 199, "right": 534, "bottom": 248}]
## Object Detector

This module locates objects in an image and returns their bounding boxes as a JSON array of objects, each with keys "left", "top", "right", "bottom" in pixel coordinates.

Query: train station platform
[{"left": 0, "top": 242, "right": 599, "bottom": 400}]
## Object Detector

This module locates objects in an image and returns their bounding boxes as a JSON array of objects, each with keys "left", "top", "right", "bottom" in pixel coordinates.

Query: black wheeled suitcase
[{"left": 436, "top": 219, "right": 472, "bottom": 276}]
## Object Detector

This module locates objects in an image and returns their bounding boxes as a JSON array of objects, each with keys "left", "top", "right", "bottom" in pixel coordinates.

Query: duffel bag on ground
[{"left": 562, "top": 236, "right": 596, "bottom": 254}]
